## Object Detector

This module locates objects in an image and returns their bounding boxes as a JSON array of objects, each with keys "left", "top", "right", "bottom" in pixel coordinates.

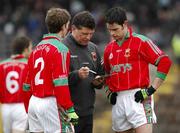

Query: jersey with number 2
[{"left": 24, "top": 34, "right": 73, "bottom": 110}]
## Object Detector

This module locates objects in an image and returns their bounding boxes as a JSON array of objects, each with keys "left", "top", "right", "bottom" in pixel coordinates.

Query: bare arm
[{"left": 151, "top": 77, "right": 164, "bottom": 90}]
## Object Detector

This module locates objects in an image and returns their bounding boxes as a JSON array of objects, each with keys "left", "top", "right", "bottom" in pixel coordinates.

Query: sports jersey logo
[
  {"left": 109, "top": 53, "right": 113, "bottom": 60},
  {"left": 70, "top": 55, "right": 78, "bottom": 58},
  {"left": 110, "top": 63, "right": 132, "bottom": 73},
  {"left": 124, "top": 48, "right": 130, "bottom": 57},
  {"left": 91, "top": 52, "right": 97, "bottom": 61}
]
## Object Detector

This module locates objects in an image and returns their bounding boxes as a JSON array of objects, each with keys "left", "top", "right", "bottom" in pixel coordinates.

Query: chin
[
  {"left": 116, "top": 37, "right": 123, "bottom": 41},
  {"left": 81, "top": 41, "right": 88, "bottom": 45},
  {"left": 81, "top": 43, "right": 88, "bottom": 46}
]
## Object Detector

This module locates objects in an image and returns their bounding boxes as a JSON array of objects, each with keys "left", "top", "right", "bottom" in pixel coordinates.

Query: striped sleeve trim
[
  {"left": 146, "top": 39, "right": 162, "bottom": 55},
  {"left": 53, "top": 77, "right": 68, "bottom": 87},
  {"left": 156, "top": 71, "right": 166, "bottom": 80},
  {"left": 23, "top": 83, "right": 30, "bottom": 91}
]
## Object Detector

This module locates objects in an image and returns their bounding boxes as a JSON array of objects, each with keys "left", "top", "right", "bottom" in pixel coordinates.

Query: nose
[
  {"left": 86, "top": 34, "right": 92, "bottom": 40},
  {"left": 110, "top": 31, "right": 115, "bottom": 37}
]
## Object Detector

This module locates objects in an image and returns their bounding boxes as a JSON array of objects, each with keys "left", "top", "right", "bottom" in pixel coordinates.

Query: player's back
[
  {"left": 27, "top": 37, "right": 69, "bottom": 98},
  {"left": 0, "top": 55, "right": 27, "bottom": 103}
]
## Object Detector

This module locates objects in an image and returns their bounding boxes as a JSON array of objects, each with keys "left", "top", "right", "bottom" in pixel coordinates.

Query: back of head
[
  {"left": 12, "top": 36, "right": 31, "bottom": 55},
  {"left": 45, "top": 7, "right": 71, "bottom": 33},
  {"left": 72, "top": 11, "right": 95, "bottom": 29},
  {"left": 105, "top": 7, "right": 127, "bottom": 25}
]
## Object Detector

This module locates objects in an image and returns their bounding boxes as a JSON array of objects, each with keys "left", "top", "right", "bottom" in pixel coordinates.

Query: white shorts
[
  {"left": 112, "top": 88, "right": 157, "bottom": 132},
  {"left": 1, "top": 103, "right": 28, "bottom": 133},
  {"left": 28, "top": 95, "right": 73, "bottom": 133}
]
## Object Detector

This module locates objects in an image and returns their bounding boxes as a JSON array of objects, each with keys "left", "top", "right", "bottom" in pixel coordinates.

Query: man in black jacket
[{"left": 62, "top": 11, "right": 104, "bottom": 133}]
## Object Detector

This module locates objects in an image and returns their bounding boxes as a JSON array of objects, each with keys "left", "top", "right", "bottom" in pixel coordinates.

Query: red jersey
[
  {"left": 23, "top": 33, "right": 73, "bottom": 110},
  {"left": 0, "top": 55, "right": 27, "bottom": 103},
  {"left": 104, "top": 28, "right": 171, "bottom": 92}
]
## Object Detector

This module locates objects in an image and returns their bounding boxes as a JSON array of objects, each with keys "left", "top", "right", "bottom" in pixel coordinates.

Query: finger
[{"left": 84, "top": 66, "right": 90, "bottom": 71}]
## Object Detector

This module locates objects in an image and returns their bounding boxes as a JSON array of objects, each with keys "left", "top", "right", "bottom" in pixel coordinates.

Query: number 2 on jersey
[{"left": 34, "top": 57, "right": 44, "bottom": 85}]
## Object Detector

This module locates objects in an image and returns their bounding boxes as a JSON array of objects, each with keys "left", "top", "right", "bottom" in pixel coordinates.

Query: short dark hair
[
  {"left": 105, "top": 7, "right": 127, "bottom": 25},
  {"left": 12, "top": 36, "right": 31, "bottom": 54},
  {"left": 72, "top": 11, "right": 95, "bottom": 29},
  {"left": 45, "top": 8, "right": 71, "bottom": 33}
]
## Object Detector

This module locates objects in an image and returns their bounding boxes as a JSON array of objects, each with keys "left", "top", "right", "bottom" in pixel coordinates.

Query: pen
[{"left": 89, "top": 69, "right": 97, "bottom": 74}]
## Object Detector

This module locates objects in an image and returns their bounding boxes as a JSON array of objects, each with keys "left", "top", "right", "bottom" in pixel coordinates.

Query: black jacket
[{"left": 62, "top": 33, "right": 104, "bottom": 116}]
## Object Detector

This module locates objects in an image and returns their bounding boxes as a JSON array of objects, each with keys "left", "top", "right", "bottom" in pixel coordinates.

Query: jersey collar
[
  {"left": 116, "top": 27, "right": 132, "bottom": 46},
  {"left": 11, "top": 54, "right": 25, "bottom": 59},
  {"left": 43, "top": 33, "right": 63, "bottom": 42}
]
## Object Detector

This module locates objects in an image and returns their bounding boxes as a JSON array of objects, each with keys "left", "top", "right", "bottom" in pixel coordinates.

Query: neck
[
  {"left": 119, "top": 27, "right": 128, "bottom": 41},
  {"left": 123, "top": 27, "right": 128, "bottom": 38},
  {"left": 57, "top": 31, "right": 64, "bottom": 39}
]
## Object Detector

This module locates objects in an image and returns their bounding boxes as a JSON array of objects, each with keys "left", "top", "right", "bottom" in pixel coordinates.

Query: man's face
[
  {"left": 106, "top": 23, "right": 126, "bottom": 41},
  {"left": 72, "top": 26, "right": 95, "bottom": 45}
]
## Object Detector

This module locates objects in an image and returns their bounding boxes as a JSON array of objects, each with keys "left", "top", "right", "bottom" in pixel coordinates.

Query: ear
[
  {"left": 71, "top": 25, "right": 76, "bottom": 31},
  {"left": 23, "top": 48, "right": 28, "bottom": 53},
  {"left": 22, "top": 47, "right": 28, "bottom": 57},
  {"left": 65, "top": 21, "right": 70, "bottom": 29},
  {"left": 123, "top": 20, "right": 128, "bottom": 27},
  {"left": 61, "top": 21, "right": 69, "bottom": 31}
]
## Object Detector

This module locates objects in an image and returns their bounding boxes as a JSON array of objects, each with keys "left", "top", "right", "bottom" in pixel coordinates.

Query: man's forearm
[{"left": 151, "top": 77, "right": 164, "bottom": 90}]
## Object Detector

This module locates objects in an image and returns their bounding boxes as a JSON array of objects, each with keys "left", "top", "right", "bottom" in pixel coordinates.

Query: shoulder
[
  {"left": 88, "top": 41, "right": 97, "bottom": 49},
  {"left": 104, "top": 40, "right": 116, "bottom": 51},
  {"left": 132, "top": 32, "right": 151, "bottom": 42},
  {"left": 88, "top": 42, "right": 100, "bottom": 53},
  {"left": 0, "top": 58, "right": 11, "bottom": 65},
  {"left": 51, "top": 39, "right": 69, "bottom": 52},
  {"left": 18, "top": 58, "right": 28, "bottom": 64},
  {"left": 38, "top": 39, "right": 69, "bottom": 53}
]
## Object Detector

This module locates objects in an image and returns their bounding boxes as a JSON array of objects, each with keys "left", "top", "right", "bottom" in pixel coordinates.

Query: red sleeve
[
  {"left": 140, "top": 38, "right": 172, "bottom": 79},
  {"left": 103, "top": 45, "right": 112, "bottom": 89},
  {"left": 103, "top": 45, "right": 111, "bottom": 74},
  {"left": 140, "top": 39, "right": 164, "bottom": 64},
  {"left": 23, "top": 57, "right": 32, "bottom": 113},
  {"left": 157, "top": 56, "right": 172, "bottom": 75},
  {"left": 52, "top": 50, "right": 73, "bottom": 110},
  {"left": 0, "top": 65, "right": 3, "bottom": 102}
]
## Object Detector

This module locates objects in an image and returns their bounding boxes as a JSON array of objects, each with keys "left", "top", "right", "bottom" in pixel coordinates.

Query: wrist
[{"left": 147, "top": 86, "right": 156, "bottom": 96}]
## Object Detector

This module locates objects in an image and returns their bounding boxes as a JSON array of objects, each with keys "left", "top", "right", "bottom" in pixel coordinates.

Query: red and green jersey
[
  {"left": 0, "top": 55, "right": 28, "bottom": 103},
  {"left": 23, "top": 33, "right": 73, "bottom": 110},
  {"left": 104, "top": 28, "right": 171, "bottom": 92}
]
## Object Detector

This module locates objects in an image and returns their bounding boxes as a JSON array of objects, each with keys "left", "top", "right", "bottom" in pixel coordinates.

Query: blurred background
[{"left": 0, "top": 0, "right": 180, "bottom": 133}]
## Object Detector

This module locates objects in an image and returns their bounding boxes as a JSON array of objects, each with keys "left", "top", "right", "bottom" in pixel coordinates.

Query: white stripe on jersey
[
  {"left": 61, "top": 52, "right": 68, "bottom": 73},
  {"left": 147, "top": 40, "right": 161, "bottom": 55}
]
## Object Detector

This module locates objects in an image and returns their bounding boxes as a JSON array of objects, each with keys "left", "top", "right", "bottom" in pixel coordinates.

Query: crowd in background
[{"left": 0, "top": 0, "right": 179, "bottom": 59}]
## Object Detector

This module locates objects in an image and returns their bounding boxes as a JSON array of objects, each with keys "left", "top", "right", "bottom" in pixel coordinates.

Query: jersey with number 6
[
  {"left": 0, "top": 55, "right": 28, "bottom": 103},
  {"left": 23, "top": 34, "right": 73, "bottom": 111}
]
